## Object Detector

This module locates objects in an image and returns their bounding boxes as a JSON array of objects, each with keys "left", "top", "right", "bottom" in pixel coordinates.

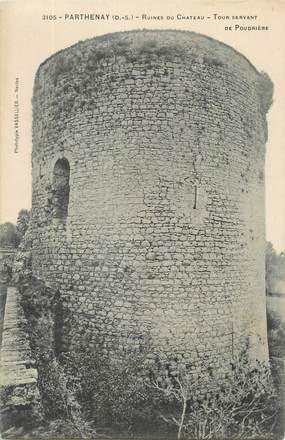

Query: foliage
[
  {"left": 15, "top": 272, "right": 284, "bottom": 439},
  {"left": 151, "top": 351, "right": 280, "bottom": 440},
  {"left": 12, "top": 227, "right": 33, "bottom": 284},
  {"left": 17, "top": 274, "right": 161, "bottom": 436},
  {"left": 15, "top": 209, "right": 30, "bottom": 243},
  {"left": 267, "top": 306, "right": 285, "bottom": 412},
  {"left": 0, "top": 210, "right": 30, "bottom": 282},
  {"left": 203, "top": 54, "right": 224, "bottom": 68},
  {"left": 37, "top": 358, "right": 94, "bottom": 438},
  {"left": 51, "top": 34, "right": 189, "bottom": 86},
  {"left": 18, "top": 278, "right": 95, "bottom": 438},
  {"left": 0, "top": 383, "right": 44, "bottom": 435},
  {"left": 0, "top": 221, "right": 20, "bottom": 282},
  {"left": 266, "top": 242, "right": 285, "bottom": 295},
  {"left": 59, "top": 343, "right": 162, "bottom": 435},
  {"left": 0, "top": 253, "right": 14, "bottom": 283},
  {"left": 0, "top": 222, "right": 19, "bottom": 248},
  {"left": 53, "top": 53, "right": 75, "bottom": 84},
  {"left": 267, "top": 308, "right": 285, "bottom": 358},
  {"left": 17, "top": 275, "right": 161, "bottom": 436},
  {"left": 0, "top": 210, "right": 30, "bottom": 250},
  {"left": 259, "top": 71, "right": 274, "bottom": 115}
]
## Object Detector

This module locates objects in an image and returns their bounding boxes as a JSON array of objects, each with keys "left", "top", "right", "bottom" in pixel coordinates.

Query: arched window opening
[{"left": 52, "top": 158, "right": 70, "bottom": 220}]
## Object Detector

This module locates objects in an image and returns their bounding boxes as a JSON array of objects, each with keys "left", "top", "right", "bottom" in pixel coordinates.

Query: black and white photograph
[{"left": 0, "top": 1, "right": 284, "bottom": 438}]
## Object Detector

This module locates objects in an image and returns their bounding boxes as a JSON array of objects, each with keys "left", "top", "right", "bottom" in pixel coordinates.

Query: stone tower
[{"left": 31, "top": 30, "right": 272, "bottom": 373}]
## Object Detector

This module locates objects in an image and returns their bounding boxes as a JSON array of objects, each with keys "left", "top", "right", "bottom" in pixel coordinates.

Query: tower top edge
[{"left": 35, "top": 28, "right": 261, "bottom": 77}]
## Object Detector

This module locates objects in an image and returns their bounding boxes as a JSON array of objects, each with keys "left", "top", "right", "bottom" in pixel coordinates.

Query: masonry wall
[{"left": 31, "top": 30, "right": 272, "bottom": 374}]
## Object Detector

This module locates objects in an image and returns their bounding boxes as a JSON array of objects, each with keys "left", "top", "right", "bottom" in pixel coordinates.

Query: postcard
[{"left": 0, "top": 1, "right": 284, "bottom": 439}]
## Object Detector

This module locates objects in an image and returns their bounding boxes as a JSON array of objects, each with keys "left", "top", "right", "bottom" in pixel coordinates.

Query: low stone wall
[
  {"left": 0, "top": 287, "right": 37, "bottom": 386},
  {"left": 0, "top": 287, "right": 41, "bottom": 435}
]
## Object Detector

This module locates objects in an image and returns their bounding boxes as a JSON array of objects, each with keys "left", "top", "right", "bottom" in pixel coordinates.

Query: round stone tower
[{"left": 31, "top": 30, "right": 272, "bottom": 373}]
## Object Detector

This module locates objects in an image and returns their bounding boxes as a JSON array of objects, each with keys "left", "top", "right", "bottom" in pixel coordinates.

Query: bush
[
  {"left": 0, "top": 383, "right": 43, "bottom": 435},
  {"left": 59, "top": 342, "right": 163, "bottom": 436},
  {"left": 0, "top": 254, "right": 13, "bottom": 283},
  {"left": 0, "top": 222, "right": 19, "bottom": 248},
  {"left": 267, "top": 308, "right": 285, "bottom": 359},
  {"left": 150, "top": 351, "right": 281, "bottom": 440},
  {"left": 258, "top": 71, "right": 274, "bottom": 115},
  {"left": 18, "top": 275, "right": 159, "bottom": 436},
  {"left": 53, "top": 53, "right": 75, "bottom": 84},
  {"left": 15, "top": 209, "right": 30, "bottom": 243},
  {"left": 17, "top": 278, "right": 96, "bottom": 438},
  {"left": 12, "top": 228, "right": 33, "bottom": 284},
  {"left": 37, "top": 358, "right": 94, "bottom": 438},
  {"left": 266, "top": 307, "right": 285, "bottom": 438}
]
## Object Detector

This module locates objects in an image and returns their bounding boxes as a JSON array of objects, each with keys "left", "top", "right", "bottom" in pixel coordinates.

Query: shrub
[
  {"left": 203, "top": 54, "right": 225, "bottom": 68},
  {"left": 38, "top": 358, "right": 93, "bottom": 438},
  {"left": 0, "top": 254, "right": 13, "bottom": 283},
  {"left": 0, "top": 383, "right": 44, "bottom": 434},
  {"left": 59, "top": 342, "right": 162, "bottom": 436},
  {"left": 0, "top": 222, "right": 19, "bottom": 248},
  {"left": 267, "top": 308, "right": 285, "bottom": 359},
  {"left": 266, "top": 306, "right": 285, "bottom": 438},
  {"left": 12, "top": 228, "right": 33, "bottom": 284},
  {"left": 53, "top": 53, "right": 75, "bottom": 84},
  {"left": 150, "top": 351, "right": 280, "bottom": 440},
  {"left": 258, "top": 71, "right": 274, "bottom": 115},
  {"left": 17, "top": 278, "right": 95, "bottom": 438},
  {"left": 15, "top": 209, "right": 30, "bottom": 243}
]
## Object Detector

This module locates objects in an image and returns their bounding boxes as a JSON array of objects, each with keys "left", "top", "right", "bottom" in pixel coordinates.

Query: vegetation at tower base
[
  {"left": 2, "top": 240, "right": 285, "bottom": 438},
  {"left": 2, "top": 232, "right": 283, "bottom": 438},
  {"left": 0, "top": 267, "right": 279, "bottom": 439}
]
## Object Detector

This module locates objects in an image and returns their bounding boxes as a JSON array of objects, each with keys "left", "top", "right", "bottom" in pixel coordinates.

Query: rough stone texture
[
  {"left": 0, "top": 287, "right": 37, "bottom": 386},
  {"left": 30, "top": 30, "right": 272, "bottom": 374}
]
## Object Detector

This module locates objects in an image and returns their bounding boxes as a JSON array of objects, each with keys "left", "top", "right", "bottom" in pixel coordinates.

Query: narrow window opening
[
  {"left": 52, "top": 158, "right": 70, "bottom": 221},
  {"left": 39, "top": 164, "right": 44, "bottom": 179},
  {"left": 231, "top": 322, "right": 234, "bottom": 357},
  {"left": 193, "top": 185, "right": 198, "bottom": 209}
]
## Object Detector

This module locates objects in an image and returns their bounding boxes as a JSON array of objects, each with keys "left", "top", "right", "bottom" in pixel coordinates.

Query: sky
[{"left": 0, "top": 0, "right": 284, "bottom": 252}]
